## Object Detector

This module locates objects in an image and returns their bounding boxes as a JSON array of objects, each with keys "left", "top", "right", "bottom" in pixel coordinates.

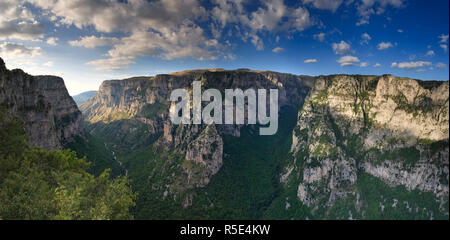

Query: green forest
[{"left": 0, "top": 108, "right": 135, "bottom": 220}]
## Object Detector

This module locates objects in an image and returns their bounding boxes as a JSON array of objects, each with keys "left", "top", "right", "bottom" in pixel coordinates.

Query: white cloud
[
  {"left": 440, "top": 44, "right": 448, "bottom": 53},
  {"left": 373, "top": 63, "right": 381, "bottom": 67},
  {"left": 25, "top": 0, "right": 315, "bottom": 69},
  {"left": 436, "top": 62, "right": 447, "bottom": 69},
  {"left": 313, "top": 32, "right": 326, "bottom": 42},
  {"left": 272, "top": 47, "right": 284, "bottom": 53},
  {"left": 0, "top": 42, "right": 42, "bottom": 57},
  {"left": 426, "top": 50, "right": 435, "bottom": 57},
  {"left": 212, "top": 0, "right": 313, "bottom": 50},
  {"left": 0, "top": 20, "right": 44, "bottom": 41},
  {"left": 87, "top": 57, "right": 135, "bottom": 71},
  {"left": 377, "top": 41, "right": 393, "bottom": 50},
  {"left": 27, "top": 0, "right": 219, "bottom": 69},
  {"left": 46, "top": 37, "right": 58, "bottom": 46},
  {"left": 304, "top": 59, "right": 318, "bottom": 63},
  {"left": 29, "top": 0, "right": 208, "bottom": 33},
  {"left": 303, "top": 0, "right": 343, "bottom": 12},
  {"left": 0, "top": 0, "right": 43, "bottom": 41},
  {"left": 43, "top": 61, "right": 54, "bottom": 67},
  {"left": 361, "top": 33, "right": 371, "bottom": 45},
  {"left": 0, "top": 0, "right": 34, "bottom": 22},
  {"left": 251, "top": 34, "right": 264, "bottom": 51},
  {"left": 87, "top": 25, "right": 221, "bottom": 70},
  {"left": 337, "top": 55, "right": 360, "bottom": 66},
  {"left": 397, "top": 29, "right": 403, "bottom": 33},
  {"left": 360, "top": 62, "right": 368, "bottom": 67},
  {"left": 332, "top": 41, "right": 352, "bottom": 55},
  {"left": 391, "top": 61, "right": 432, "bottom": 70},
  {"left": 439, "top": 34, "right": 449, "bottom": 43},
  {"left": 247, "top": 0, "right": 312, "bottom": 32},
  {"left": 355, "top": 0, "right": 404, "bottom": 26},
  {"left": 69, "top": 36, "right": 119, "bottom": 48}
]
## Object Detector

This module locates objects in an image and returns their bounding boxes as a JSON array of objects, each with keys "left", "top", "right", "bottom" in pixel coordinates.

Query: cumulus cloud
[
  {"left": 0, "top": 20, "right": 44, "bottom": 41},
  {"left": 86, "top": 24, "right": 221, "bottom": 70},
  {"left": 439, "top": 34, "right": 449, "bottom": 43},
  {"left": 272, "top": 47, "right": 284, "bottom": 53},
  {"left": 391, "top": 61, "right": 432, "bottom": 70},
  {"left": 43, "top": 61, "right": 54, "bottom": 67},
  {"left": 313, "top": 32, "right": 326, "bottom": 42},
  {"left": 87, "top": 57, "right": 135, "bottom": 71},
  {"left": 246, "top": 0, "right": 312, "bottom": 32},
  {"left": 0, "top": 0, "right": 43, "bottom": 41},
  {"left": 0, "top": 0, "right": 34, "bottom": 22},
  {"left": 355, "top": 0, "right": 404, "bottom": 26},
  {"left": 361, "top": 33, "right": 371, "bottom": 45},
  {"left": 303, "top": 0, "right": 344, "bottom": 12},
  {"left": 29, "top": 0, "right": 208, "bottom": 33},
  {"left": 332, "top": 41, "right": 352, "bottom": 55},
  {"left": 0, "top": 42, "right": 42, "bottom": 57},
  {"left": 426, "top": 50, "right": 435, "bottom": 57},
  {"left": 360, "top": 62, "right": 369, "bottom": 67},
  {"left": 373, "top": 63, "right": 381, "bottom": 67},
  {"left": 337, "top": 55, "right": 360, "bottom": 66},
  {"left": 69, "top": 36, "right": 119, "bottom": 48},
  {"left": 23, "top": 0, "right": 316, "bottom": 70},
  {"left": 251, "top": 34, "right": 265, "bottom": 51},
  {"left": 46, "top": 37, "right": 58, "bottom": 46},
  {"left": 28, "top": 0, "right": 218, "bottom": 70},
  {"left": 377, "top": 42, "right": 393, "bottom": 50},
  {"left": 304, "top": 59, "right": 318, "bottom": 63},
  {"left": 211, "top": 0, "right": 313, "bottom": 50},
  {"left": 436, "top": 62, "right": 447, "bottom": 69},
  {"left": 440, "top": 44, "right": 448, "bottom": 53}
]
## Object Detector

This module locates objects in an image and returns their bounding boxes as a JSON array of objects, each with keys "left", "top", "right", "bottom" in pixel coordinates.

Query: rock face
[
  {"left": 0, "top": 57, "right": 83, "bottom": 150},
  {"left": 80, "top": 70, "right": 313, "bottom": 193},
  {"left": 80, "top": 69, "right": 448, "bottom": 217},
  {"left": 286, "top": 74, "right": 449, "bottom": 217}
]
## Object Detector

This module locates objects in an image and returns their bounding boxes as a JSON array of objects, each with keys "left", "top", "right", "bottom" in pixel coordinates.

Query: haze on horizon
[{"left": 0, "top": 0, "right": 448, "bottom": 95}]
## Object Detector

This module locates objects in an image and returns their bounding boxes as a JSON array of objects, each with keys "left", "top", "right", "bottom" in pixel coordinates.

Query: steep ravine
[{"left": 78, "top": 70, "right": 449, "bottom": 219}]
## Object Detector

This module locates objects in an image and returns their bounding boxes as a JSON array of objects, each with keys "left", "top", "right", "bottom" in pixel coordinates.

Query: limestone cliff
[
  {"left": 80, "top": 70, "right": 313, "bottom": 195},
  {"left": 0, "top": 57, "right": 83, "bottom": 150},
  {"left": 79, "top": 69, "right": 448, "bottom": 217},
  {"left": 286, "top": 74, "right": 448, "bottom": 219}
]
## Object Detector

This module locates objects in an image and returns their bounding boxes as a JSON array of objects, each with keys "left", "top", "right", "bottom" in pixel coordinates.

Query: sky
[{"left": 0, "top": 0, "right": 448, "bottom": 95}]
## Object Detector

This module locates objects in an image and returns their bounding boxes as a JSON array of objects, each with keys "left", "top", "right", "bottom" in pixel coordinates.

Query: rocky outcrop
[
  {"left": 0, "top": 57, "right": 83, "bottom": 150},
  {"left": 80, "top": 70, "right": 313, "bottom": 192},
  {"left": 184, "top": 124, "right": 223, "bottom": 187},
  {"left": 286, "top": 74, "right": 449, "bottom": 216},
  {"left": 79, "top": 69, "right": 448, "bottom": 216}
]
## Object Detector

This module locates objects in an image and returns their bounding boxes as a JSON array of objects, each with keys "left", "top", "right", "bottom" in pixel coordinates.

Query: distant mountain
[{"left": 72, "top": 91, "right": 97, "bottom": 105}]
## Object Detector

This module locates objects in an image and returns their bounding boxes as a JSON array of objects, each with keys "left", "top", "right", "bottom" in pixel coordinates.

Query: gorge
[{"left": 1, "top": 57, "right": 448, "bottom": 220}]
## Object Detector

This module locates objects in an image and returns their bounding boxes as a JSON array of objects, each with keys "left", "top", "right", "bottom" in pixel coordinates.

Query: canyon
[{"left": 1, "top": 57, "right": 448, "bottom": 219}]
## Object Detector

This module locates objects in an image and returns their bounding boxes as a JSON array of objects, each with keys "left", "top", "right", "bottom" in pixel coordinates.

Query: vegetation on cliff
[{"left": 0, "top": 108, "right": 136, "bottom": 220}]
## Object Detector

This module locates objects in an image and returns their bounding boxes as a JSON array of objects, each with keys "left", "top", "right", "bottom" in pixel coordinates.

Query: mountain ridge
[{"left": 78, "top": 69, "right": 448, "bottom": 219}]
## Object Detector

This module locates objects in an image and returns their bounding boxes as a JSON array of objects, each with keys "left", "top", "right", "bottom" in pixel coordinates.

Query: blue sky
[{"left": 0, "top": 0, "right": 448, "bottom": 95}]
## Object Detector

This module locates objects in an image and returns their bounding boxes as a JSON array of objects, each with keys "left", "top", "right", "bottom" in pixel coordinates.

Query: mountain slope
[
  {"left": 78, "top": 69, "right": 449, "bottom": 219},
  {"left": 0, "top": 57, "right": 83, "bottom": 150},
  {"left": 72, "top": 91, "right": 97, "bottom": 105},
  {"left": 0, "top": 58, "right": 136, "bottom": 220},
  {"left": 269, "top": 74, "right": 448, "bottom": 219}
]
